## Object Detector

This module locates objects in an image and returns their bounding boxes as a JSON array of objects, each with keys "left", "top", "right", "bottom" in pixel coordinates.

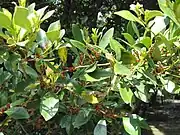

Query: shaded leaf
[
  {"left": 5, "top": 107, "right": 29, "bottom": 119},
  {"left": 72, "top": 24, "right": 84, "bottom": 43}
]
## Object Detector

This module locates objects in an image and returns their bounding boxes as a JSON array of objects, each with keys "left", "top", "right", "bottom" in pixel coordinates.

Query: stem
[
  {"left": 18, "top": 121, "right": 29, "bottom": 135},
  {"left": 75, "top": 63, "right": 110, "bottom": 69}
]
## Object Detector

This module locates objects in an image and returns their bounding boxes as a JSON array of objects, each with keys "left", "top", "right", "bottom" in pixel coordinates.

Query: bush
[{"left": 0, "top": 0, "right": 179, "bottom": 134}]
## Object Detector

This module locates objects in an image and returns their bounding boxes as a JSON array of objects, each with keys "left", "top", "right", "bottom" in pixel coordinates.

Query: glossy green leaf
[
  {"left": 110, "top": 38, "right": 122, "bottom": 61},
  {"left": 73, "top": 108, "right": 92, "bottom": 128},
  {"left": 121, "top": 52, "right": 136, "bottom": 64},
  {"left": 139, "top": 37, "right": 152, "bottom": 48},
  {"left": 5, "top": 107, "right": 30, "bottom": 119},
  {"left": 70, "top": 40, "right": 89, "bottom": 55},
  {"left": 134, "top": 83, "right": 149, "bottom": 103},
  {"left": 0, "top": 12, "right": 11, "bottom": 30},
  {"left": 122, "top": 33, "right": 135, "bottom": 45},
  {"left": 41, "top": 10, "right": 55, "bottom": 22},
  {"left": 158, "top": 0, "right": 180, "bottom": 26},
  {"left": 0, "top": 71, "right": 12, "bottom": 85},
  {"left": 115, "top": 10, "right": 144, "bottom": 26},
  {"left": 117, "top": 83, "right": 133, "bottom": 104},
  {"left": 36, "top": 6, "right": 48, "bottom": 19},
  {"left": 114, "top": 62, "right": 131, "bottom": 76},
  {"left": 40, "top": 94, "right": 59, "bottom": 121},
  {"left": 47, "top": 21, "right": 61, "bottom": 41},
  {"left": 13, "top": 6, "right": 32, "bottom": 31},
  {"left": 72, "top": 24, "right": 84, "bottom": 43},
  {"left": 145, "top": 10, "right": 163, "bottom": 22},
  {"left": 94, "top": 120, "right": 107, "bottom": 135},
  {"left": 2, "top": 8, "right": 12, "bottom": 20},
  {"left": 24, "top": 65, "right": 38, "bottom": 79},
  {"left": 99, "top": 28, "right": 114, "bottom": 49},
  {"left": 85, "top": 62, "right": 97, "bottom": 73},
  {"left": 123, "top": 116, "right": 140, "bottom": 135}
]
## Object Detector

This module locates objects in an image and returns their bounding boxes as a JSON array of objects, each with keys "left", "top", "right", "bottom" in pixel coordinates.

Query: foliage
[{"left": 0, "top": 0, "right": 179, "bottom": 135}]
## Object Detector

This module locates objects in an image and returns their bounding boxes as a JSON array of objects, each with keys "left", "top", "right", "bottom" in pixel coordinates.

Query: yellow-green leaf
[
  {"left": 81, "top": 91, "right": 99, "bottom": 104},
  {"left": 58, "top": 47, "right": 67, "bottom": 64}
]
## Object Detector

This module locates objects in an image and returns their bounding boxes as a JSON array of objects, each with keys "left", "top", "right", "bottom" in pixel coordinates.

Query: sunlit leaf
[
  {"left": 114, "top": 62, "right": 131, "bottom": 76},
  {"left": 115, "top": 10, "right": 144, "bottom": 26},
  {"left": 94, "top": 120, "right": 107, "bottom": 135},
  {"left": 40, "top": 94, "right": 59, "bottom": 121},
  {"left": 99, "top": 28, "right": 114, "bottom": 49}
]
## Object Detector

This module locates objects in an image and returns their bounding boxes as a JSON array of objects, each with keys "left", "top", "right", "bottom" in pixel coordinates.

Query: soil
[{"left": 143, "top": 99, "right": 180, "bottom": 135}]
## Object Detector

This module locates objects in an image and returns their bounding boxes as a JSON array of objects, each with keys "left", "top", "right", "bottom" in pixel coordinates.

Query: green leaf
[
  {"left": 5, "top": 107, "right": 30, "bottom": 119},
  {"left": 115, "top": 10, "right": 144, "bottom": 26},
  {"left": 94, "top": 120, "right": 107, "bottom": 135},
  {"left": 2, "top": 8, "right": 12, "bottom": 20},
  {"left": 0, "top": 49, "right": 9, "bottom": 64},
  {"left": 114, "top": 62, "right": 131, "bottom": 76},
  {"left": 134, "top": 83, "right": 149, "bottom": 103},
  {"left": 145, "top": 10, "right": 163, "bottom": 22},
  {"left": 70, "top": 40, "right": 89, "bottom": 56},
  {"left": 99, "top": 28, "right": 114, "bottom": 49},
  {"left": 41, "top": 10, "right": 55, "bottom": 22},
  {"left": 117, "top": 83, "right": 133, "bottom": 104},
  {"left": 81, "top": 91, "right": 99, "bottom": 104},
  {"left": 24, "top": 65, "right": 38, "bottom": 79},
  {"left": 110, "top": 38, "right": 122, "bottom": 61},
  {"left": 0, "top": 12, "right": 11, "bottom": 30},
  {"left": 37, "top": 29, "right": 48, "bottom": 49},
  {"left": 121, "top": 52, "right": 136, "bottom": 64},
  {"left": 36, "top": 6, "right": 48, "bottom": 19},
  {"left": 142, "top": 70, "right": 157, "bottom": 85},
  {"left": 150, "top": 16, "right": 169, "bottom": 36},
  {"left": 134, "top": 114, "right": 150, "bottom": 130},
  {"left": 122, "top": 33, "right": 135, "bottom": 45},
  {"left": 139, "top": 37, "right": 152, "bottom": 48},
  {"left": 4, "top": 53, "right": 20, "bottom": 72},
  {"left": 164, "top": 80, "right": 176, "bottom": 93},
  {"left": 13, "top": 6, "right": 32, "bottom": 31},
  {"left": 85, "top": 62, "right": 97, "bottom": 73},
  {"left": 15, "top": 79, "right": 32, "bottom": 92},
  {"left": 151, "top": 45, "right": 162, "bottom": 61},
  {"left": 60, "top": 115, "right": 74, "bottom": 135},
  {"left": 18, "top": 0, "right": 26, "bottom": 7},
  {"left": 58, "top": 46, "right": 67, "bottom": 64},
  {"left": 158, "top": 0, "right": 180, "bottom": 26},
  {"left": 72, "top": 24, "right": 84, "bottom": 43},
  {"left": 123, "top": 116, "right": 141, "bottom": 135},
  {"left": 73, "top": 108, "right": 92, "bottom": 128},
  {"left": 40, "top": 94, "right": 59, "bottom": 121},
  {"left": 47, "top": 21, "right": 61, "bottom": 41},
  {"left": 0, "top": 71, "right": 12, "bottom": 85},
  {"left": 88, "top": 68, "right": 113, "bottom": 80}
]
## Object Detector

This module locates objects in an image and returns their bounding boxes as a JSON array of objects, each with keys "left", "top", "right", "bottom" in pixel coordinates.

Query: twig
[{"left": 18, "top": 121, "right": 29, "bottom": 135}]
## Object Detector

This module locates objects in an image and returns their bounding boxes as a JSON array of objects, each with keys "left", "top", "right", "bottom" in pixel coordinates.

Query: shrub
[{"left": 0, "top": 0, "right": 179, "bottom": 134}]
